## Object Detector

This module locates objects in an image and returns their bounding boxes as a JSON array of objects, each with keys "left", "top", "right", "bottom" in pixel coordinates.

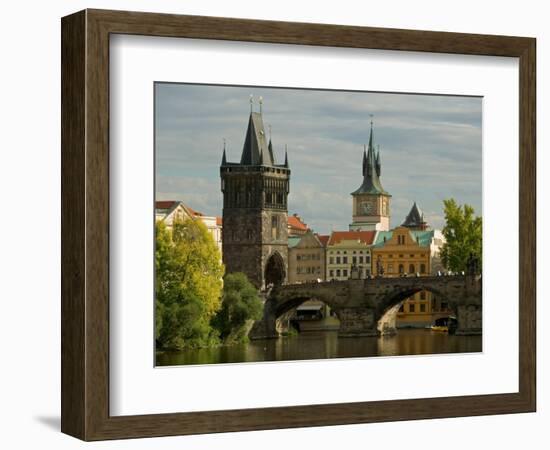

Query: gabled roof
[
  {"left": 402, "top": 202, "right": 426, "bottom": 228},
  {"left": 288, "top": 214, "right": 308, "bottom": 232},
  {"left": 155, "top": 200, "right": 204, "bottom": 220},
  {"left": 240, "top": 112, "right": 274, "bottom": 166},
  {"left": 316, "top": 234, "right": 330, "bottom": 247},
  {"left": 328, "top": 230, "right": 376, "bottom": 246},
  {"left": 373, "top": 229, "right": 435, "bottom": 248}
]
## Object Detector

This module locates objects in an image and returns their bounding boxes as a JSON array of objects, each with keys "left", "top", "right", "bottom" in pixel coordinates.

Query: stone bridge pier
[{"left": 249, "top": 275, "right": 482, "bottom": 340}]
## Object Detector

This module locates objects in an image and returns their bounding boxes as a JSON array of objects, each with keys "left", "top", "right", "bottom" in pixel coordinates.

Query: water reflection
[{"left": 156, "top": 329, "right": 482, "bottom": 367}]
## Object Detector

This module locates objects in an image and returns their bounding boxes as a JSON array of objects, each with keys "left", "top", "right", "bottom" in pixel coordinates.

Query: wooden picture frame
[{"left": 61, "top": 9, "right": 536, "bottom": 441}]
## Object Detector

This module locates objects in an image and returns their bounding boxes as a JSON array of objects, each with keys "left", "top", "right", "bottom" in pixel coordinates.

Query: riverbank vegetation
[
  {"left": 441, "top": 199, "right": 482, "bottom": 273},
  {"left": 155, "top": 219, "right": 262, "bottom": 351}
]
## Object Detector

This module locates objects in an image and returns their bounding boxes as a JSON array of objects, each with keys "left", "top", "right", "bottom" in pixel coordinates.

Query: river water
[{"left": 156, "top": 329, "right": 482, "bottom": 366}]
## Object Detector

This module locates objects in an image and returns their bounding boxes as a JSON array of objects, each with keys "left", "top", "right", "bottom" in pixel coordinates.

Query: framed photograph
[{"left": 61, "top": 9, "right": 536, "bottom": 440}]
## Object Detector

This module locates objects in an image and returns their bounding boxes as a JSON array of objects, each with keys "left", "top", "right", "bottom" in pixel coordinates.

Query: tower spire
[
  {"left": 362, "top": 144, "right": 367, "bottom": 176},
  {"left": 221, "top": 138, "right": 227, "bottom": 165},
  {"left": 284, "top": 144, "right": 289, "bottom": 168}
]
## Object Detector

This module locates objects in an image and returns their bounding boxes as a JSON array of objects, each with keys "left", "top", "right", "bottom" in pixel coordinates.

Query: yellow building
[
  {"left": 326, "top": 230, "right": 376, "bottom": 280},
  {"left": 371, "top": 225, "right": 446, "bottom": 327}
]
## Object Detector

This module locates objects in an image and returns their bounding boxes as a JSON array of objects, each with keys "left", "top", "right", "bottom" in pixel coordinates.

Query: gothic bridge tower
[{"left": 220, "top": 99, "right": 290, "bottom": 290}]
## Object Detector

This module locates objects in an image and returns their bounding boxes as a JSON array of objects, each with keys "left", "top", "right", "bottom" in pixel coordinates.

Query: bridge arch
[{"left": 375, "top": 283, "right": 455, "bottom": 334}]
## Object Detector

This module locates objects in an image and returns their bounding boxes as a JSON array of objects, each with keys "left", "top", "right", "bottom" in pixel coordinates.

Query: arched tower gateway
[
  {"left": 220, "top": 100, "right": 290, "bottom": 290},
  {"left": 350, "top": 120, "right": 391, "bottom": 231}
]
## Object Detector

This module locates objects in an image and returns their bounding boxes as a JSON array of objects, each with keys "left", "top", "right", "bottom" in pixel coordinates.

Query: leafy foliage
[
  {"left": 155, "top": 218, "right": 224, "bottom": 350},
  {"left": 440, "top": 199, "right": 482, "bottom": 273},
  {"left": 212, "top": 272, "right": 263, "bottom": 344}
]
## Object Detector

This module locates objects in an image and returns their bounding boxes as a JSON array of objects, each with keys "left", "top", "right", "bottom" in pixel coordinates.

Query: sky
[{"left": 155, "top": 83, "right": 482, "bottom": 234}]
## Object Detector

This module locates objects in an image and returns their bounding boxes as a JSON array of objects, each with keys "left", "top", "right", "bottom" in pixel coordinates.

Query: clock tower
[{"left": 349, "top": 121, "right": 391, "bottom": 231}]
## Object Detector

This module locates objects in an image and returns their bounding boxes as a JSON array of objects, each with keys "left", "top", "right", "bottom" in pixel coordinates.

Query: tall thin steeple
[
  {"left": 221, "top": 138, "right": 227, "bottom": 165},
  {"left": 351, "top": 119, "right": 387, "bottom": 195}
]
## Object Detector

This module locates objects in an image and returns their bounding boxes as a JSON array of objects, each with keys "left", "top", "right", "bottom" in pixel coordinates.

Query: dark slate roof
[
  {"left": 402, "top": 202, "right": 426, "bottom": 228},
  {"left": 240, "top": 112, "right": 274, "bottom": 166},
  {"left": 351, "top": 124, "right": 389, "bottom": 196}
]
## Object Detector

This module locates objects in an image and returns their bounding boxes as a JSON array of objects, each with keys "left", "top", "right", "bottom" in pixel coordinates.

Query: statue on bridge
[{"left": 376, "top": 255, "right": 385, "bottom": 277}]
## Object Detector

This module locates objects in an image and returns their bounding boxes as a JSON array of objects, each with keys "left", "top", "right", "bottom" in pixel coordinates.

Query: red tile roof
[
  {"left": 288, "top": 214, "right": 308, "bottom": 231},
  {"left": 186, "top": 205, "right": 204, "bottom": 217},
  {"left": 316, "top": 234, "right": 330, "bottom": 247},
  {"left": 155, "top": 200, "right": 177, "bottom": 210},
  {"left": 216, "top": 216, "right": 222, "bottom": 226},
  {"left": 328, "top": 230, "right": 376, "bottom": 246}
]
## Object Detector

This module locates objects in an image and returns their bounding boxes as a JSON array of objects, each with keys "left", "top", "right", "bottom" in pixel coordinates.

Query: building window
[
  {"left": 271, "top": 216, "right": 279, "bottom": 240},
  {"left": 409, "top": 303, "right": 415, "bottom": 313},
  {"left": 329, "top": 270, "right": 334, "bottom": 277},
  {"left": 336, "top": 257, "right": 341, "bottom": 264},
  {"left": 399, "top": 264, "right": 404, "bottom": 274},
  {"left": 336, "top": 269, "right": 341, "bottom": 277},
  {"left": 420, "top": 304, "right": 426, "bottom": 312},
  {"left": 329, "top": 257, "right": 334, "bottom": 264},
  {"left": 410, "top": 254, "right": 415, "bottom": 258},
  {"left": 409, "top": 264, "right": 415, "bottom": 274},
  {"left": 420, "top": 263, "right": 426, "bottom": 274},
  {"left": 352, "top": 256, "right": 357, "bottom": 264},
  {"left": 366, "top": 256, "right": 370, "bottom": 264},
  {"left": 343, "top": 269, "right": 348, "bottom": 277},
  {"left": 420, "top": 291, "right": 426, "bottom": 300},
  {"left": 343, "top": 257, "right": 348, "bottom": 264},
  {"left": 359, "top": 256, "right": 363, "bottom": 264},
  {"left": 387, "top": 264, "right": 394, "bottom": 273}
]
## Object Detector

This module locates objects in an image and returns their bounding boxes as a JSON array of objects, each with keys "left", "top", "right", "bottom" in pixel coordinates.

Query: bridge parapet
[{"left": 250, "top": 275, "right": 482, "bottom": 339}]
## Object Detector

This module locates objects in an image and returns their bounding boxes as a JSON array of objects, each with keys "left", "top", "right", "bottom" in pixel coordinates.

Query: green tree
[
  {"left": 212, "top": 272, "right": 263, "bottom": 344},
  {"left": 155, "top": 218, "right": 224, "bottom": 350},
  {"left": 440, "top": 199, "right": 482, "bottom": 273}
]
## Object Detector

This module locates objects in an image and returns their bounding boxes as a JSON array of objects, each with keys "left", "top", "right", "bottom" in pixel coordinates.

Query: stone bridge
[{"left": 250, "top": 275, "right": 482, "bottom": 339}]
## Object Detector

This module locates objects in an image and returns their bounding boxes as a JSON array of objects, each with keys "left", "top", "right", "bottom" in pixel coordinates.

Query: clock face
[{"left": 362, "top": 201, "right": 374, "bottom": 214}]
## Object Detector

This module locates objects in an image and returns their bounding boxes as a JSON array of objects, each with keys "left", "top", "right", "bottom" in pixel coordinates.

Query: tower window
[{"left": 271, "top": 216, "right": 279, "bottom": 240}]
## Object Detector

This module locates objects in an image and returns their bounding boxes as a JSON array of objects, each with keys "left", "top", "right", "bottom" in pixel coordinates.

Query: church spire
[
  {"left": 351, "top": 118, "right": 387, "bottom": 195},
  {"left": 221, "top": 138, "right": 227, "bottom": 165},
  {"left": 284, "top": 144, "right": 289, "bottom": 168}
]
